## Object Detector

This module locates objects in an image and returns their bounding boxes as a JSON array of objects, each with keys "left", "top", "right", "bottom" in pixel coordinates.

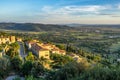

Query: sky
[{"left": 0, "top": 0, "right": 120, "bottom": 24}]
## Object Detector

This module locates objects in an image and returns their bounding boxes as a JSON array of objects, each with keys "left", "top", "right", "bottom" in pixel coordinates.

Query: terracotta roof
[
  {"left": 27, "top": 41, "right": 35, "bottom": 44},
  {"left": 41, "top": 43, "right": 55, "bottom": 47},
  {"left": 52, "top": 48, "right": 59, "bottom": 51},
  {"left": 59, "top": 50, "right": 66, "bottom": 53},
  {"left": 32, "top": 43, "right": 49, "bottom": 51}
]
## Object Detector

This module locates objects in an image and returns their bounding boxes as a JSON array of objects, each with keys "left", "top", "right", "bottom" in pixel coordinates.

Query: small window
[{"left": 45, "top": 54, "right": 48, "bottom": 56}]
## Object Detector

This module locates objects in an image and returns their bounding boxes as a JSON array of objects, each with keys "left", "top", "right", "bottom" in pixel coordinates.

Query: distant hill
[
  {"left": 0, "top": 23, "right": 120, "bottom": 32},
  {"left": 66, "top": 24, "right": 120, "bottom": 28},
  {"left": 0, "top": 23, "right": 72, "bottom": 32}
]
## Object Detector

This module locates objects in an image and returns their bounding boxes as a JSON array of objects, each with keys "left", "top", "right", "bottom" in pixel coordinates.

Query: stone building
[
  {"left": 31, "top": 43, "right": 50, "bottom": 59},
  {"left": 10, "top": 36, "right": 16, "bottom": 43}
]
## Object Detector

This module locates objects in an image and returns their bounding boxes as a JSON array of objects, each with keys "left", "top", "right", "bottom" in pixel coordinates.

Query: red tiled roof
[
  {"left": 27, "top": 41, "right": 35, "bottom": 44},
  {"left": 31, "top": 43, "right": 49, "bottom": 51}
]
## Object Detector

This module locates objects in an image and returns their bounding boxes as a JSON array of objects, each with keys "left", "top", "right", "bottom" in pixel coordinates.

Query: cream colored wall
[
  {"left": 10, "top": 36, "right": 16, "bottom": 43},
  {"left": 39, "top": 50, "right": 50, "bottom": 59},
  {"left": 0, "top": 53, "right": 2, "bottom": 57},
  {"left": 2, "top": 38, "right": 6, "bottom": 44}
]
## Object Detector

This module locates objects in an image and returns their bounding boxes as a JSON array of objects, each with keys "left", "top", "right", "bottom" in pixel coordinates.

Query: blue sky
[{"left": 0, "top": 0, "right": 120, "bottom": 24}]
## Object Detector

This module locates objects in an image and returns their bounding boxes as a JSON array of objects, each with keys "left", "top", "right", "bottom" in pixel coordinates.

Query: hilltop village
[
  {"left": 0, "top": 35, "right": 82, "bottom": 61},
  {"left": 0, "top": 36, "right": 21, "bottom": 56},
  {"left": 0, "top": 35, "right": 66, "bottom": 59}
]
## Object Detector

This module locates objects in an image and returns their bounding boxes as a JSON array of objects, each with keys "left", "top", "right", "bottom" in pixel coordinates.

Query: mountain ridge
[
  {"left": 0, "top": 23, "right": 72, "bottom": 32},
  {"left": 0, "top": 23, "right": 120, "bottom": 32}
]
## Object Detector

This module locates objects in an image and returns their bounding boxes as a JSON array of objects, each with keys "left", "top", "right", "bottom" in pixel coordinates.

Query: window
[{"left": 45, "top": 54, "right": 48, "bottom": 56}]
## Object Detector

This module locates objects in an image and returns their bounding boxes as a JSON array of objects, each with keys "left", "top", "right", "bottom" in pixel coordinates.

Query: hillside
[
  {"left": 1, "top": 23, "right": 120, "bottom": 32},
  {"left": 0, "top": 23, "right": 72, "bottom": 32},
  {"left": 67, "top": 24, "right": 120, "bottom": 28}
]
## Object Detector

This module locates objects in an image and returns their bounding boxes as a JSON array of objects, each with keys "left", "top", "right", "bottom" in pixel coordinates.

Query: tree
[
  {"left": 50, "top": 53, "right": 73, "bottom": 68},
  {"left": 13, "top": 77, "right": 21, "bottom": 80},
  {"left": 6, "top": 42, "right": 20, "bottom": 58},
  {"left": 6, "top": 48, "right": 19, "bottom": 58},
  {"left": 56, "top": 44, "right": 66, "bottom": 50},
  {"left": 21, "top": 61, "right": 33, "bottom": 76},
  {"left": 53, "top": 61, "right": 89, "bottom": 80},
  {"left": 0, "top": 56, "right": 10, "bottom": 79},
  {"left": 25, "top": 75, "right": 35, "bottom": 80},
  {"left": 25, "top": 75, "right": 45, "bottom": 80},
  {"left": 70, "top": 66, "right": 120, "bottom": 80},
  {"left": 10, "top": 56, "right": 23, "bottom": 72},
  {"left": 25, "top": 52, "right": 35, "bottom": 61},
  {"left": 9, "top": 42, "right": 20, "bottom": 54},
  {"left": 31, "top": 61, "right": 45, "bottom": 77}
]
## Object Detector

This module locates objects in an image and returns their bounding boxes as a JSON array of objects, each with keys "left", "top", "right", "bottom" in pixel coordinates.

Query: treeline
[
  {"left": 47, "top": 63, "right": 120, "bottom": 80},
  {"left": 70, "top": 66, "right": 120, "bottom": 80}
]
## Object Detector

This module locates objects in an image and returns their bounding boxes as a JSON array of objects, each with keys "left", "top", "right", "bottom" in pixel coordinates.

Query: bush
[
  {"left": 13, "top": 77, "right": 21, "bottom": 80},
  {"left": 10, "top": 56, "right": 23, "bottom": 72},
  {"left": 53, "top": 61, "right": 89, "bottom": 80},
  {"left": 25, "top": 75, "right": 45, "bottom": 80},
  {"left": 21, "top": 61, "right": 33, "bottom": 76},
  {"left": 70, "top": 66, "right": 120, "bottom": 80},
  {"left": 31, "top": 61, "right": 45, "bottom": 77},
  {"left": 0, "top": 56, "right": 10, "bottom": 78}
]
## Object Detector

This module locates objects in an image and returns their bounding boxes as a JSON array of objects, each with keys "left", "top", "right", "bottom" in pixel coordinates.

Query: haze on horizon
[{"left": 0, "top": 0, "right": 120, "bottom": 24}]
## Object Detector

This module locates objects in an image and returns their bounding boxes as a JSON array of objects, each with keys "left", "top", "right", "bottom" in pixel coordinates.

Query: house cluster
[
  {"left": 26, "top": 40, "right": 66, "bottom": 59},
  {"left": 0, "top": 36, "right": 16, "bottom": 44},
  {"left": 0, "top": 35, "right": 23, "bottom": 44},
  {"left": 0, "top": 36, "right": 16, "bottom": 57}
]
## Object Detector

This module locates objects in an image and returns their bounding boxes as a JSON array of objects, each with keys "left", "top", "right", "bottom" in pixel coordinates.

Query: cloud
[
  {"left": 33, "top": 4, "right": 120, "bottom": 24},
  {"left": 111, "top": 15, "right": 120, "bottom": 17},
  {"left": 41, "top": 6, "right": 53, "bottom": 12},
  {"left": 118, "top": 5, "right": 120, "bottom": 9},
  {"left": 41, "top": 5, "right": 109, "bottom": 16},
  {"left": 98, "top": 13, "right": 113, "bottom": 15},
  {"left": 62, "top": 5, "right": 106, "bottom": 12}
]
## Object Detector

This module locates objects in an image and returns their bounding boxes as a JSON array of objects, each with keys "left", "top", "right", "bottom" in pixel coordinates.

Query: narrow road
[{"left": 18, "top": 42, "right": 26, "bottom": 59}]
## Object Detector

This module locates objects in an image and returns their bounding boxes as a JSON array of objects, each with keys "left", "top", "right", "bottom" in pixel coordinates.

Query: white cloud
[
  {"left": 118, "top": 5, "right": 120, "bottom": 9},
  {"left": 63, "top": 5, "right": 106, "bottom": 12},
  {"left": 33, "top": 5, "right": 120, "bottom": 24},
  {"left": 41, "top": 5, "right": 109, "bottom": 16},
  {"left": 41, "top": 6, "right": 53, "bottom": 12}
]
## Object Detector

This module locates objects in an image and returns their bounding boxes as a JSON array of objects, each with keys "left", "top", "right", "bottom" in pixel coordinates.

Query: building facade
[
  {"left": 0, "top": 36, "right": 16, "bottom": 44},
  {"left": 31, "top": 43, "right": 50, "bottom": 59},
  {"left": 10, "top": 36, "right": 16, "bottom": 43},
  {"left": 26, "top": 40, "right": 66, "bottom": 59}
]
